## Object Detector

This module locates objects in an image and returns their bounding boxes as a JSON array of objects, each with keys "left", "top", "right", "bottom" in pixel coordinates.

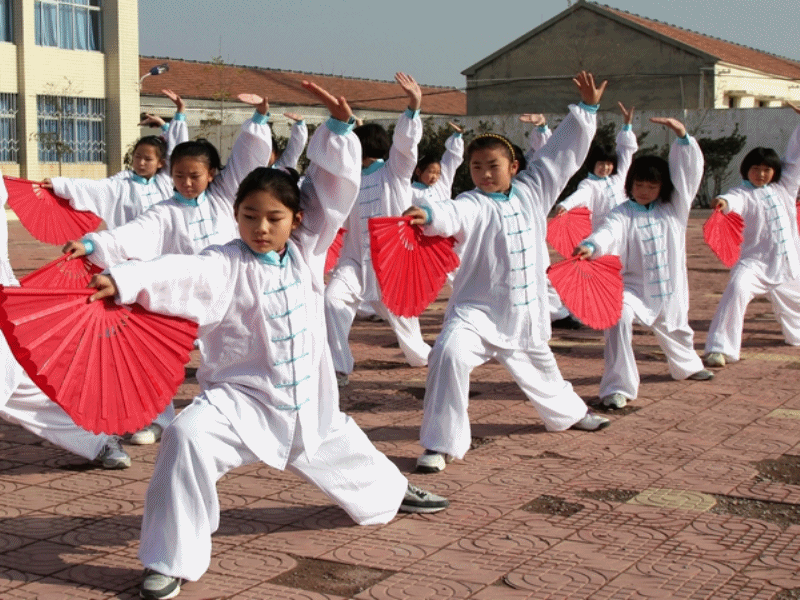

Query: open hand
[
  {"left": 395, "top": 72, "right": 422, "bottom": 111},
  {"left": 618, "top": 102, "right": 635, "bottom": 125},
  {"left": 519, "top": 113, "right": 546, "bottom": 127},
  {"left": 283, "top": 112, "right": 303, "bottom": 122},
  {"left": 162, "top": 89, "right": 186, "bottom": 113},
  {"left": 138, "top": 113, "right": 165, "bottom": 128},
  {"left": 650, "top": 117, "right": 686, "bottom": 138},
  {"left": 573, "top": 71, "right": 607, "bottom": 106},
  {"left": 301, "top": 81, "right": 352, "bottom": 123},
  {"left": 448, "top": 121, "right": 463, "bottom": 133},
  {"left": 238, "top": 93, "right": 269, "bottom": 115}
]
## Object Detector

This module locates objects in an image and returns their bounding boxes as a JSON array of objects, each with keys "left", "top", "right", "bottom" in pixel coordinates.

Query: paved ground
[{"left": 1, "top": 212, "right": 799, "bottom": 599}]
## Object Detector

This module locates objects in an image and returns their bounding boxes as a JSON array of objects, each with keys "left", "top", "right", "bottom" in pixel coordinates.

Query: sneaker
[
  {"left": 601, "top": 393, "right": 627, "bottom": 409},
  {"left": 551, "top": 315, "right": 582, "bottom": 330},
  {"left": 399, "top": 482, "right": 449, "bottom": 514},
  {"left": 571, "top": 411, "right": 610, "bottom": 431},
  {"left": 130, "top": 423, "right": 163, "bottom": 445},
  {"left": 335, "top": 372, "right": 349, "bottom": 387},
  {"left": 704, "top": 352, "right": 726, "bottom": 368},
  {"left": 415, "top": 450, "right": 453, "bottom": 473},
  {"left": 96, "top": 436, "right": 131, "bottom": 469},
  {"left": 140, "top": 569, "right": 182, "bottom": 599},
  {"left": 688, "top": 369, "right": 715, "bottom": 381}
]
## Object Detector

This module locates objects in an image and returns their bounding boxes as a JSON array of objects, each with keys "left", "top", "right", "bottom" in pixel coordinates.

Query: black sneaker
[
  {"left": 399, "top": 483, "right": 449, "bottom": 514},
  {"left": 552, "top": 315, "right": 582, "bottom": 330},
  {"left": 140, "top": 569, "right": 182, "bottom": 599}
]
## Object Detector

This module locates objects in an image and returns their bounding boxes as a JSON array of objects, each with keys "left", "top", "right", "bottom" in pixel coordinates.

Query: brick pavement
[{"left": 1, "top": 212, "right": 799, "bottom": 599}]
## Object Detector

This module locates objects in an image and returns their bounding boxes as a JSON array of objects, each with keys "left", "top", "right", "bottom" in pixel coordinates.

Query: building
[{"left": 462, "top": 0, "right": 800, "bottom": 115}]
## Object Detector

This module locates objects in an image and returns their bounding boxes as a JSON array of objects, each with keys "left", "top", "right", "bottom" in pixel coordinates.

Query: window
[
  {"left": 35, "top": 0, "right": 101, "bottom": 51},
  {"left": 37, "top": 95, "right": 105, "bottom": 163},
  {"left": 0, "top": 93, "right": 18, "bottom": 162},
  {"left": 0, "top": 0, "right": 11, "bottom": 42}
]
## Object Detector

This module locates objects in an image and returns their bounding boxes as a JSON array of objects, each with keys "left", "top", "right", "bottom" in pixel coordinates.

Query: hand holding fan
[
  {"left": 3, "top": 176, "right": 102, "bottom": 245},
  {"left": 325, "top": 228, "right": 346, "bottom": 274},
  {"left": 547, "top": 255, "right": 623, "bottom": 330},
  {"left": 20, "top": 254, "right": 102, "bottom": 289},
  {"left": 547, "top": 207, "right": 592, "bottom": 258},
  {"left": 703, "top": 207, "right": 743, "bottom": 268},
  {"left": 0, "top": 286, "right": 198, "bottom": 435},
  {"left": 368, "top": 216, "right": 459, "bottom": 317}
]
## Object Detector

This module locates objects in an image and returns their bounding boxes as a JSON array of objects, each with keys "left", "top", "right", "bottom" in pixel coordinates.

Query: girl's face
[
  {"left": 416, "top": 163, "right": 442, "bottom": 187},
  {"left": 171, "top": 157, "right": 215, "bottom": 199},
  {"left": 631, "top": 179, "right": 662, "bottom": 206},
  {"left": 469, "top": 147, "right": 519, "bottom": 194},
  {"left": 132, "top": 144, "right": 165, "bottom": 180},
  {"left": 235, "top": 189, "right": 302, "bottom": 255},
  {"left": 747, "top": 164, "right": 775, "bottom": 187},
  {"left": 593, "top": 161, "right": 614, "bottom": 178}
]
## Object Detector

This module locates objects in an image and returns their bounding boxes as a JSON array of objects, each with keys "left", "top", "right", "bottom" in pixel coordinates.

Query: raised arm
[
  {"left": 160, "top": 89, "right": 189, "bottom": 176},
  {"left": 387, "top": 73, "right": 423, "bottom": 183},
  {"left": 651, "top": 117, "right": 703, "bottom": 223},
  {"left": 520, "top": 113, "right": 551, "bottom": 162},
  {"left": 614, "top": 102, "right": 638, "bottom": 179},
  {"left": 431, "top": 123, "right": 464, "bottom": 200},
  {"left": 273, "top": 113, "right": 308, "bottom": 170},
  {"left": 776, "top": 104, "right": 800, "bottom": 201}
]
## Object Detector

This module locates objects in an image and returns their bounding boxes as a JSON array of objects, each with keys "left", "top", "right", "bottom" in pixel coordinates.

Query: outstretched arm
[
  {"left": 273, "top": 113, "right": 309, "bottom": 170},
  {"left": 387, "top": 72, "right": 423, "bottom": 192},
  {"left": 651, "top": 117, "right": 702, "bottom": 223}
]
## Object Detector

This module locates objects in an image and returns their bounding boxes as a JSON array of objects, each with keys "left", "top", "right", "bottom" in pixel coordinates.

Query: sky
[{"left": 138, "top": 0, "right": 800, "bottom": 90}]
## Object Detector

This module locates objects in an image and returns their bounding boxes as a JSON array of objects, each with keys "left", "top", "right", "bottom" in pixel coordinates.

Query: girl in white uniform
[
  {"left": 0, "top": 173, "right": 130, "bottom": 469},
  {"left": 61, "top": 94, "right": 273, "bottom": 444},
  {"left": 405, "top": 72, "right": 611, "bottom": 474},
  {"left": 704, "top": 108, "right": 800, "bottom": 367},
  {"left": 325, "top": 73, "right": 433, "bottom": 386},
  {"left": 43, "top": 90, "right": 189, "bottom": 229},
  {"left": 88, "top": 82, "right": 448, "bottom": 600},
  {"left": 576, "top": 117, "right": 714, "bottom": 410},
  {"left": 410, "top": 122, "right": 463, "bottom": 206}
]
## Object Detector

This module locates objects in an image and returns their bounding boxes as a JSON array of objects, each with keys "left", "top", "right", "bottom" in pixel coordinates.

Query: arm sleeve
[
  {"left": 776, "top": 122, "right": 800, "bottom": 201},
  {"left": 431, "top": 132, "right": 463, "bottom": 200},
  {"left": 669, "top": 135, "right": 704, "bottom": 224},
  {"left": 274, "top": 120, "right": 308, "bottom": 170},
  {"left": 525, "top": 125, "right": 552, "bottom": 163},
  {"left": 559, "top": 179, "right": 595, "bottom": 212},
  {"left": 162, "top": 112, "right": 189, "bottom": 175},
  {"left": 583, "top": 209, "right": 625, "bottom": 257},
  {"left": 83, "top": 206, "right": 173, "bottom": 269},
  {"left": 387, "top": 109, "right": 422, "bottom": 184},
  {"left": 211, "top": 111, "right": 273, "bottom": 204},
  {"left": 51, "top": 176, "right": 123, "bottom": 224},
  {"left": 615, "top": 126, "right": 638, "bottom": 179}
]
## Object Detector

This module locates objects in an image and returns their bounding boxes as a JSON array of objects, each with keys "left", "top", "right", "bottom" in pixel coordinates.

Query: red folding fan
[
  {"left": 547, "top": 255, "right": 623, "bottom": 330},
  {"left": 0, "top": 286, "right": 198, "bottom": 435},
  {"left": 325, "top": 228, "right": 346, "bottom": 274},
  {"left": 703, "top": 207, "right": 743, "bottom": 268},
  {"left": 368, "top": 216, "right": 459, "bottom": 317},
  {"left": 20, "top": 254, "right": 102, "bottom": 289},
  {"left": 547, "top": 207, "right": 592, "bottom": 259},
  {"left": 3, "top": 176, "right": 102, "bottom": 245}
]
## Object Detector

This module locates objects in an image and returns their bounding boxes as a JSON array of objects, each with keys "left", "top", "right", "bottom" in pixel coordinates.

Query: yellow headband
[{"left": 473, "top": 133, "right": 516, "bottom": 162}]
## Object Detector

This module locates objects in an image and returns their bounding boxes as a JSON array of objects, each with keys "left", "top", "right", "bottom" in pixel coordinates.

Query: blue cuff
[
  {"left": 678, "top": 134, "right": 691, "bottom": 145},
  {"left": 578, "top": 102, "right": 599, "bottom": 114},
  {"left": 326, "top": 116, "right": 356, "bottom": 135},
  {"left": 404, "top": 108, "right": 420, "bottom": 119},
  {"left": 453, "top": 132, "right": 462, "bottom": 138},
  {"left": 581, "top": 241, "right": 596, "bottom": 254},
  {"left": 81, "top": 238, "right": 95, "bottom": 255},
  {"left": 622, "top": 124, "right": 632, "bottom": 131},
  {"left": 173, "top": 112, "right": 186, "bottom": 122},
  {"left": 160, "top": 123, "right": 169, "bottom": 133},
  {"left": 252, "top": 111, "right": 269, "bottom": 125},
  {"left": 536, "top": 125, "right": 549, "bottom": 133},
  {"left": 420, "top": 205, "right": 433, "bottom": 225}
]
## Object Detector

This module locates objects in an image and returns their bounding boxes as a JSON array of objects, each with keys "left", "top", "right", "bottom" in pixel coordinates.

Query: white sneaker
[
  {"left": 399, "top": 483, "right": 449, "bottom": 513},
  {"left": 96, "top": 436, "right": 131, "bottom": 469},
  {"left": 416, "top": 450, "right": 453, "bottom": 473},
  {"left": 335, "top": 372, "right": 349, "bottom": 387},
  {"left": 571, "top": 411, "right": 610, "bottom": 431},
  {"left": 130, "top": 423, "right": 163, "bottom": 445},
  {"left": 141, "top": 569, "right": 182, "bottom": 599},
  {"left": 704, "top": 353, "right": 726, "bottom": 368},
  {"left": 601, "top": 393, "right": 627, "bottom": 409},
  {"left": 688, "top": 369, "right": 715, "bottom": 381}
]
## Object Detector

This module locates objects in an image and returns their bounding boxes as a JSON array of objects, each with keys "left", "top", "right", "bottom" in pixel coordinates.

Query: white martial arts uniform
[
  {"left": 414, "top": 103, "right": 598, "bottom": 460},
  {"left": 51, "top": 115, "right": 188, "bottom": 229},
  {"left": 583, "top": 135, "right": 705, "bottom": 400},
  {"left": 108, "top": 118, "right": 407, "bottom": 582},
  {"left": 704, "top": 124, "right": 800, "bottom": 361},
  {"left": 82, "top": 111, "right": 272, "bottom": 429},
  {"left": 0, "top": 174, "right": 111, "bottom": 462},
  {"left": 325, "top": 109, "right": 431, "bottom": 374},
  {"left": 273, "top": 119, "right": 308, "bottom": 170}
]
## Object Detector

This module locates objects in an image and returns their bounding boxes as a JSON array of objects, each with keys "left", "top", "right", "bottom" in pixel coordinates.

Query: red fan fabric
[
  {"left": 547, "top": 207, "right": 592, "bottom": 259},
  {"left": 324, "top": 228, "right": 346, "bottom": 274},
  {"left": 703, "top": 208, "right": 743, "bottom": 268},
  {"left": 796, "top": 202, "right": 799, "bottom": 232},
  {"left": 0, "top": 286, "right": 198, "bottom": 435},
  {"left": 20, "top": 255, "right": 102, "bottom": 289},
  {"left": 368, "top": 216, "right": 459, "bottom": 317},
  {"left": 3, "top": 176, "right": 102, "bottom": 245},
  {"left": 547, "top": 255, "right": 624, "bottom": 330}
]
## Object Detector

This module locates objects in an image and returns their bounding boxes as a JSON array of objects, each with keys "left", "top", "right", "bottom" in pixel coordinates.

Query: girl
[
  {"left": 88, "top": 81, "right": 447, "bottom": 600},
  {"left": 0, "top": 172, "right": 130, "bottom": 470},
  {"left": 704, "top": 105, "right": 800, "bottom": 367},
  {"left": 43, "top": 90, "right": 189, "bottom": 229},
  {"left": 404, "top": 72, "right": 610, "bottom": 474},
  {"left": 575, "top": 117, "right": 714, "bottom": 410},
  {"left": 325, "top": 72, "right": 431, "bottom": 387},
  {"left": 556, "top": 102, "right": 638, "bottom": 229},
  {"left": 62, "top": 93, "right": 273, "bottom": 444},
  {"left": 411, "top": 121, "right": 463, "bottom": 205}
]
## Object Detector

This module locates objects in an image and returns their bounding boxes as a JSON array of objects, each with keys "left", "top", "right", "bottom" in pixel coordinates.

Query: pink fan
[
  {"left": 368, "top": 216, "right": 459, "bottom": 317},
  {"left": 20, "top": 255, "right": 102, "bottom": 289},
  {"left": 703, "top": 207, "right": 743, "bottom": 268},
  {"left": 547, "top": 207, "right": 592, "bottom": 259},
  {"left": 547, "top": 255, "right": 623, "bottom": 330},
  {"left": 3, "top": 176, "right": 102, "bottom": 245},
  {"left": 325, "top": 228, "right": 346, "bottom": 274},
  {"left": 0, "top": 286, "right": 198, "bottom": 435}
]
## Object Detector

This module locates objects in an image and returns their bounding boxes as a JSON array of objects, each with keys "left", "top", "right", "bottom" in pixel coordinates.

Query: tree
[{"left": 695, "top": 125, "right": 747, "bottom": 208}]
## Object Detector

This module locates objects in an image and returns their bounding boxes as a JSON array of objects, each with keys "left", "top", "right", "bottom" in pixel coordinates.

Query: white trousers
[
  {"left": 705, "top": 267, "right": 800, "bottom": 361},
  {"left": 139, "top": 396, "right": 408, "bottom": 582},
  {"left": 600, "top": 303, "right": 704, "bottom": 399},
  {"left": 419, "top": 320, "right": 588, "bottom": 460},
  {"left": 548, "top": 280, "right": 570, "bottom": 321},
  {"left": 325, "top": 275, "right": 431, "bottom": 374}
]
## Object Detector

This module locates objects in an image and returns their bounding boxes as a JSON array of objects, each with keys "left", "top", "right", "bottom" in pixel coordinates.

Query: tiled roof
[{"left": 140, "top": 57, "right": 466, "bottom": 116}]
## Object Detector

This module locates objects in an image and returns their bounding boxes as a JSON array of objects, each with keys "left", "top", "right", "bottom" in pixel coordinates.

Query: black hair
[
  {"left": 133, "top": 135, "right": 167, "bottom": 161},
  {"left": 413, "top": 154, "right": 440, "bottom": 182},
  {"left": 512, "top": 143, "right": 527, "bottom": 172},
  {"left": 624, "top": 155, "right": 674, "bottom": 202},
  {"left": 586, "top": 142, "right": 618, "bottom": 175},
  {"left": 233, "top": 167, "right": 302, "bottom": 216},
  {"left": 170, "top": 139, "right": 223, "bottom": 173},
  {"left": 354, "top": 123, "right": 390, "bottom": 160},
  {"left": 739, "top": 147, "right": 782, "bottom": 183},
  {"left": 466, "top": 134, "right": 516, "bottom": 163}
]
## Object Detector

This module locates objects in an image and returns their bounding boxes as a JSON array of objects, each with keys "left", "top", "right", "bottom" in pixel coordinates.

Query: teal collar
[
  {"left": 131, "top": 172, "right": 154, "bottom": 185},
  {"left": 412, "top": 181, "right": 429, "bottom": 190},
  {"left": 742, "top": 180, "right": 765, "bottom": 189},
  {"left": 588, "top": 173, "right": 608, "bottom": 181},
  {"left": 246, "top": 239, "right": 293, "bottom": 266},
  {"left": 478, "top": 183, "right": 516, "bottom": 203},
  {"left": 362, "top": 160, "right": 385, "bottom": 176},
  {"left": 628, "top": 198, "right": 658, "bottom": 211},
  {"left": 172, "top": 190, "right": 206, "bottom": 207}
]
